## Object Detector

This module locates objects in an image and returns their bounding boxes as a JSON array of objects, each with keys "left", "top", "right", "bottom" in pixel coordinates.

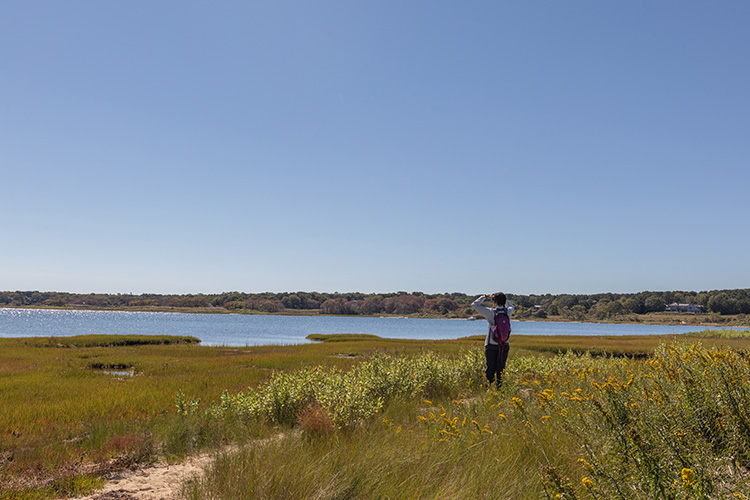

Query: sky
[{"left": 1, "top": 1, "right": 749, "bottom": 296}]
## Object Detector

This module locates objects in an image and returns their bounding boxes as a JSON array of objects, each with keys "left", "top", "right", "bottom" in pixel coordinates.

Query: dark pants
[{"left": 485, "top": 343, "right": 509, "bottom": 385}]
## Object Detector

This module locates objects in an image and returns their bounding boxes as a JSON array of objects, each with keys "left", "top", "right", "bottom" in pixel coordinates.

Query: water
[
  {"left": 99, "top": 369, "right": 135, "bottom": 377},
  {"left": 0, "top": 308, "right": 746, "bottom": 347}
]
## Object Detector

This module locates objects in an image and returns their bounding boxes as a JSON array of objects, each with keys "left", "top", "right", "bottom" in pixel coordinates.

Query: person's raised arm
[{"left": 471, "top": 295, "right": 494, "bottom": 321}]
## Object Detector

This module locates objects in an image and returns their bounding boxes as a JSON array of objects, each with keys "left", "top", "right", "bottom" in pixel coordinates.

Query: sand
[{"left": 70, "top": 453, "right": 213, "bottom": 500}]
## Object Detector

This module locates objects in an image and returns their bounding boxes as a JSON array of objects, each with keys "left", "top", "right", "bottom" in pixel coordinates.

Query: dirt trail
[
  {"left": 70, "top": 453, "right": 213, "bottom": 500},
  {"left": 68, "top": 435, "right": 279, "bottom": 500}
]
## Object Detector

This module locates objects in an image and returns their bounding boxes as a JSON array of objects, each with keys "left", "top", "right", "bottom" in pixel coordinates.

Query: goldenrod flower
[
  {"left": 577, "top": 458, "right": 594, "bottom": 473},
  {"left": 681, "top": 468, "right": 697, "bottom": 489}
]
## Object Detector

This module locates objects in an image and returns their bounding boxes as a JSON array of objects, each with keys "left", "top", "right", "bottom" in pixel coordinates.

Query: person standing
[{"left": 472, "top": 293, "right": 514, "bottom": 386}]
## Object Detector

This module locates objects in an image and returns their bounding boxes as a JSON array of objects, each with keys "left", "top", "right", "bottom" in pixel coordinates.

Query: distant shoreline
[{"left": 2, "top": 304, "right": 746, "bottom": 328}]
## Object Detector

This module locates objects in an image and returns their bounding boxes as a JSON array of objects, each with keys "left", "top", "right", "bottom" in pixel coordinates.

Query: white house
[{"left": 665, "top": 303, "right": 706, "bottom": 313}]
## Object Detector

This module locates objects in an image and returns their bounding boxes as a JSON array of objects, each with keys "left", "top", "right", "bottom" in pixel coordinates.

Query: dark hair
[{"left": 493, "top": 293, "right": 506, "bottom": 305}]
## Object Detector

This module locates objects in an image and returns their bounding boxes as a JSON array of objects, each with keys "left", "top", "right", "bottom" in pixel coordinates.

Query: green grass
[
  {"left": 0, "top": 474, "right": 105, "bottom": 500},
  {"left": 4, "top": 331, "right": 750, "bottom": 499},
  {"left": 0, "top": 333, "right": 478, "bottom": 496},
  {"left": 183, "top": 341, "right": 750, "bottom": 499},
  {"left": 20, "top": 334, "right": 200, "bottom": 348},
  {"left": 306, "top": 333, "right": 384, "bottom": 342}
]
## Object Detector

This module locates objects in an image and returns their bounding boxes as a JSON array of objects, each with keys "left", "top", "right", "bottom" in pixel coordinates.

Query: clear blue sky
[{"left": 2, "top": 1, "right": 748, "bottom": 296}]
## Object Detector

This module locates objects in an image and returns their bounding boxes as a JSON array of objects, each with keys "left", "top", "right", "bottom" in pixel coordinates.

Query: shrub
[{"left": 205, "top": 349, "right": 484, "bottom": 429}]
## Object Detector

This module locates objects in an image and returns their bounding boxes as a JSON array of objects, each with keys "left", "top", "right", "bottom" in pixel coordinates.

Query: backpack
[{"left": 491, "top": 307, "right": 511, "bottom": 344}]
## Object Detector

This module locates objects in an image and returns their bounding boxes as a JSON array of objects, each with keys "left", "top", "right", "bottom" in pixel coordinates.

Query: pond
[{"left": 0, "top": 308, "right": 745, "bottom": 347}]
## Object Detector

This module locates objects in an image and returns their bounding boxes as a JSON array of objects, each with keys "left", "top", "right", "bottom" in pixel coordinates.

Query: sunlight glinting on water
[{"left": 0, "top": 308, "right": 747, "bottom": 347}]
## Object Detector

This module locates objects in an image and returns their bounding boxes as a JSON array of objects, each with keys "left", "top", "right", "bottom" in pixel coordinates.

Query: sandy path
[
  {"left": 70, "top": 453, "right": 213, "bottom": 500},
  {"left": 68, "top": 435, "right": 279, "bottom": 500}
]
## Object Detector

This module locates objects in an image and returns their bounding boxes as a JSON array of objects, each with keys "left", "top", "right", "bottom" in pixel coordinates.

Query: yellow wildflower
[
  {"left": 577, "top": 458, "right": 594, "bottom": 473},
  {"left": 681, "top": 468, "right": 697, "bottom": 489}
]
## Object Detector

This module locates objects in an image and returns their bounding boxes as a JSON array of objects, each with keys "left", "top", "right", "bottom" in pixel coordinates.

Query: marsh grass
[
  {"left": 4, "top": 332, "right": 750, "bottom": 498},
  {"left": 0, "top": 334, "right": 481, "bottom": 497},
  {"left": 684, "top": 328, "right": 750, "bottom": 339},
  {"left": 183, "top": 393, "right": 570, "bottom": 500},
  {"left": 20, "top": 334, "right": 200, "bottom": 348},
  {"left": 306, "top": 333, "right": 383, "bottom": 342},
  {"left": 0, "top": 474, "right": 105, "bottom": 500},
  {"left": 184, "top": 337, "right": 750, "bottom": 499}
]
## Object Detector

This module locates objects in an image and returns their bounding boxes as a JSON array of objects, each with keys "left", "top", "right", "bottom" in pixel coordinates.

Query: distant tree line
[
  {"left": 508, "top": 289, "right": 750, "bottom": 319},
  {"left": 0, "top": 290, "right": 466, "bottom": 317},
  {"left": 1, "top": 289, "right": 749, "bottom": 321}
]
